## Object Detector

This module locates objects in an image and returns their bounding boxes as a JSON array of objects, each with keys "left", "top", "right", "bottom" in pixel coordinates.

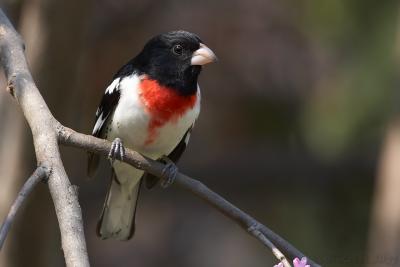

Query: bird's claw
[
  {"left": 108, "top": 138, "right": 125, "bottom": 162},
  {"left": 160, "top": 156, "right": 178, "bottom": 188}
]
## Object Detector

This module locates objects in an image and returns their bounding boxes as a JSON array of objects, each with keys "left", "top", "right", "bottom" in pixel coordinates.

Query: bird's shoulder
[
  {"left": 92, "top": 77, "right": 122, "bottom": 137},
  {"left": 113, "top": 60, "right": 137, "bottom": 80}
]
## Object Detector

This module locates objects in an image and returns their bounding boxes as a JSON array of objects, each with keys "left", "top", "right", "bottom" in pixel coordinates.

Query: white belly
[{"left": 108, "top": 74, "right": 200, "bottom": 160}]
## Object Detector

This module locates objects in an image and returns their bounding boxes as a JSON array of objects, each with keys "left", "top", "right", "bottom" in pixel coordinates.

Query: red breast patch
[{"left": 139, "top": 78, "right": 197, "bottom": 145}]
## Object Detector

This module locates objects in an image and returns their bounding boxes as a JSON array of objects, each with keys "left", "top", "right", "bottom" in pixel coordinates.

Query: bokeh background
[{"left": 1, "top": 0, "right": 400, "bottom": 266}]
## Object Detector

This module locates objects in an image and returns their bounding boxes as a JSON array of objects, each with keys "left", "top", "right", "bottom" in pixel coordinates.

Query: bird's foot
[
  {"left": 160, "top": 156, "right": 178, "bottom": 188},
  {"left": 108, "top": 138, "right": 125, "bottom": 162}
]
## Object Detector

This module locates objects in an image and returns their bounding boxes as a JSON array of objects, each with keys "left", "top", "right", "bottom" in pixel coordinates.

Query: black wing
[
  {"left": 167, "top": 127, "right": 192, "bottom": 162},
  {"left": 92, "top": 79, "right": 121, "bottom": 138},
  {"left": 145, "top": 126, "right": 193, "bottom": 189},
  {"left": 87, "top": 78, "right": 121, "bottom": 177}
]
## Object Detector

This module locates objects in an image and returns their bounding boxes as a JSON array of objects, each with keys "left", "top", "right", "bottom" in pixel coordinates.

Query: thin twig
[
  {"left": 248, "top": 224, "right": 291, "bottom": 267},
  {"left": 58, "top": 126, "right": 321, "bottom": 267},
  {"left": 0, "top": 166, "right": 49, "bottom": 250}
]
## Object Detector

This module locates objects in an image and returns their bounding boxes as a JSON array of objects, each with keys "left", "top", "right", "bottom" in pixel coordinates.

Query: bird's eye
[{"left": 172, "top": 44, "right": 183, "bottom": 55}]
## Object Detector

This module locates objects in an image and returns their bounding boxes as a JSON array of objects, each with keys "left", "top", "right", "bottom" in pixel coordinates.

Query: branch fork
[{"left": 0, "top": 8, "right": 320, "bottom": 267}]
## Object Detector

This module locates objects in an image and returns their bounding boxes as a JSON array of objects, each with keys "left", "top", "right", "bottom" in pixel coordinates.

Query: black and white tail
[{"left": 97, "top": 167, "right": 142, "bottom": 240}]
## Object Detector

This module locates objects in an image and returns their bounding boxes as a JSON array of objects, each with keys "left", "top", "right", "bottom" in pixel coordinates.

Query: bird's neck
[
  {"left": 132, "top": 54, "right": 201, "bottom": 96},
  {"left": 147, "top": 65, "right": 201, "bottom": 96}
]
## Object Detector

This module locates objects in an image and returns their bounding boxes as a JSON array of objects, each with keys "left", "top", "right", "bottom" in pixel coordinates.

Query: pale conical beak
[{"left": 191, "top": 43, "right": 217, "bottom": 66}]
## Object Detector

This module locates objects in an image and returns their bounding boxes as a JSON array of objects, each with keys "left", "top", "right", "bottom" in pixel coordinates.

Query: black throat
[
  {"left": 136, "top": 54, "right": 201, "bottom": 96},
  {"left": 114, "top": 58, "right": 201, "bottom": 96}
]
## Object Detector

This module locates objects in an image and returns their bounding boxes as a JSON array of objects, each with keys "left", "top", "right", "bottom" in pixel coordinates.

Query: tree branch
[
  {"left": 0, "top": 9, "right": 89, "bottom": 267},
  {"left": 58, "top": 126, "right": 321, "bottom": 267},
  {"left": 0, "top": 166, "right": 49, "bottom": 250},
  {"left": 0, "top": 7, "right": 320, "bottom": 267}
]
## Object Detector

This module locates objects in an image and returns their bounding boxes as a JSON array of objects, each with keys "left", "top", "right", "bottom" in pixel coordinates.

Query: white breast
[{"left": 108, "top": 74, "right": 200, "bottom": 160}]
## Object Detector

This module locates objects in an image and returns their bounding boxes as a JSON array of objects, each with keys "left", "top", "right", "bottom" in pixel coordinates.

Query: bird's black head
[{"left": 131, "top": 30, "right": 217, "bottom": 96}]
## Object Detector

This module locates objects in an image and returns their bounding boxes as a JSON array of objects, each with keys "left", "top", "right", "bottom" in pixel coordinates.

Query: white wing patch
[
  {"left": 184, "top": 130, "right": 191, "bottom": 145},
  {"left": 92, "top": 112, "right": 107, "bottom": 135},
  {"left": 105, "top": 78, "right": 120, "bottom": 94}
]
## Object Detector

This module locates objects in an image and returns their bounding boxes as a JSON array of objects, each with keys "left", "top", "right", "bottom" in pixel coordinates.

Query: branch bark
[
  {"left": 0, "top": 7, "right": 320, "bottom": 267},
  {"left": 0, "top": 166, "right": 49, "bottom": 250},
  {"left": 0, "top": 9, "right": 89, "bottom": 267},
  {"left": 58, "top": 126, "right": 320, "bottom": 267}
]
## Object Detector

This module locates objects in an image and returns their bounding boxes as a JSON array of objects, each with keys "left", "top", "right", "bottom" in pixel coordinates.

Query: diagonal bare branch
[
  {"left": 0, "top": 166, "right": 49, "bottom": 250},
  {"left": 58, "top": 126, "right": 321, "bottom": 267}
]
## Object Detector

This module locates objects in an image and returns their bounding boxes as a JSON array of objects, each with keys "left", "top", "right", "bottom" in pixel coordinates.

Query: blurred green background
[{"left": 1, "top": 0, "right": 400, "bottom": 266}]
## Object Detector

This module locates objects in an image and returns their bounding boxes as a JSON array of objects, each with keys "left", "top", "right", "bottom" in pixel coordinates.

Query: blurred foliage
[{"left": 300, "top": 0, "right": 399, "bottom": 159}]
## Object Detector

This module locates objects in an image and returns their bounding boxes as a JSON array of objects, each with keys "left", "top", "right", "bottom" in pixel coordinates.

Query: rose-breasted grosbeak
[{"left": 88, "top": 31, "right": 217, "bottom": 240}]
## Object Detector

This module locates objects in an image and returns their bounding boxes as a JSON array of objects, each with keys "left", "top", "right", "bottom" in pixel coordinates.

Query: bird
[{"left": 87, "top": 30, "right": 217, "bottom": 241}]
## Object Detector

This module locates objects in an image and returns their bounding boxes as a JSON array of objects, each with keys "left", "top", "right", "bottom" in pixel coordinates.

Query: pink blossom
[
  {"left": 293, "top": 257, "right": 310, "bottom": 267},
  {"left": 274, "top": 257, "right": 310, "bottom": 267}
]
